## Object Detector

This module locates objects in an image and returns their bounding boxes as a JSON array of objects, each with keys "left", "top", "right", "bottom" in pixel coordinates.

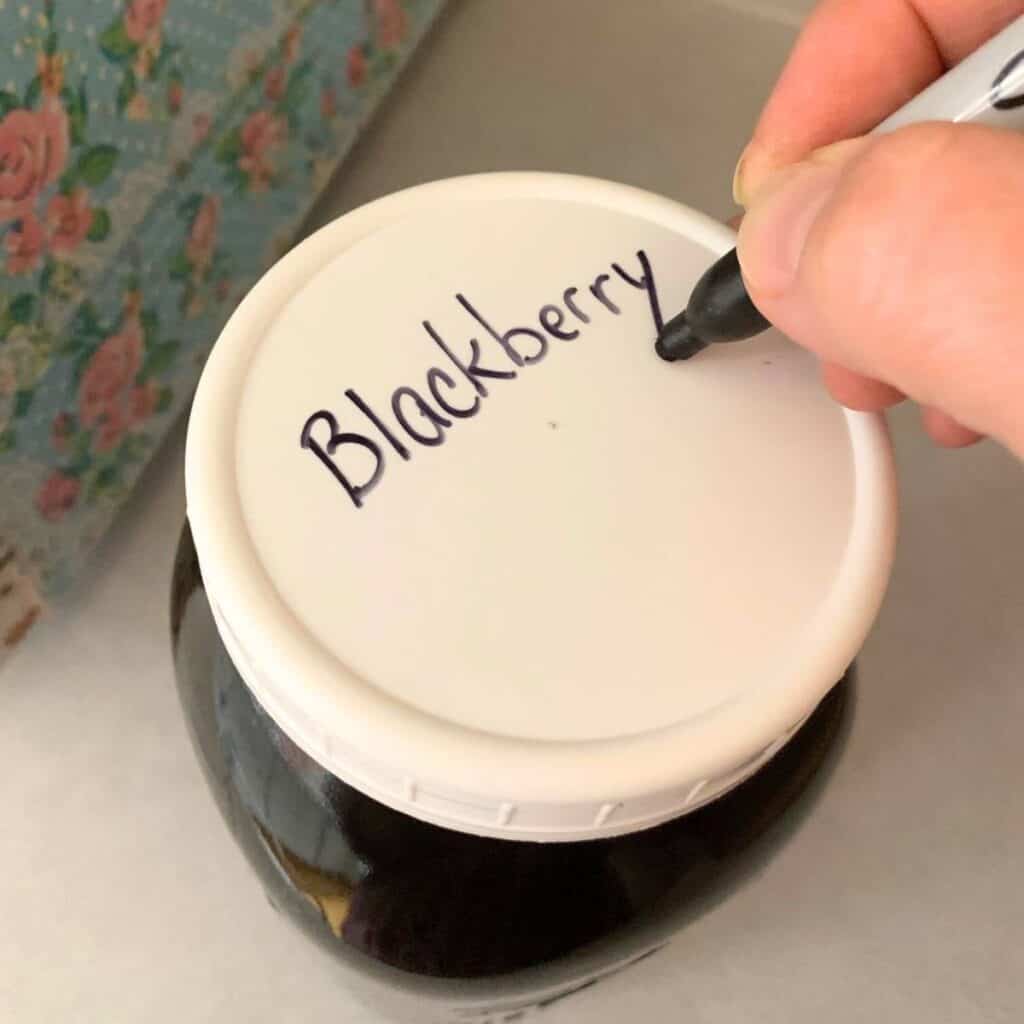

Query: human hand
[{"left": 733, "top": 0, "right": 1024, "bottom": 457}]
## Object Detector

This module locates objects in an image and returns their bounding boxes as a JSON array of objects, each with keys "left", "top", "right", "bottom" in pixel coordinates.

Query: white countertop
[{"left": 4, "top": 2, "right": 1023, "bottom": 1021}]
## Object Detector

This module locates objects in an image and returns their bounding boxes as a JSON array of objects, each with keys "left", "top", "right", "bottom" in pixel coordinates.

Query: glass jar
[
  {"left": 173, "top": 174, "right": 896, "bottom": 1022},
  {"left": 173, "top": 522, "right": 851, "bottom": 1020}
]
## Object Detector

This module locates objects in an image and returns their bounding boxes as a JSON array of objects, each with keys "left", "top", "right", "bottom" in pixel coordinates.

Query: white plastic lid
[{"left": 186, "top": 173, "right": 897, "bottom": 841}]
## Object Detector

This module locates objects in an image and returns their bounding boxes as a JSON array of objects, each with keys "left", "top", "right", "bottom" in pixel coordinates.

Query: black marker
[
  {"left": 654, "top": 250, "right": 768, "bottom": 361},
  {"left": 656, "top": 16, "right": 1024, "bottom": 362}
]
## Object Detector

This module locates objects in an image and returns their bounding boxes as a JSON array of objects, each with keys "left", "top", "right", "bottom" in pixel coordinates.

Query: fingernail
[
  {"left": 732, "top": 144, "right": 753, "bottom": 206},
  {"left": 733, "top": 137, "right": 868, "bottom": 209},
  {"left": 736, "top": 160, "right": 844, "bottom": 297},
  {"left": 810, "top": 137, "right": 870, "bottom": 167}
]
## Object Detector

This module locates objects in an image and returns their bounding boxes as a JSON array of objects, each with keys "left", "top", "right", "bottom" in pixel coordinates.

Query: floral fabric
[{"left": 0, "top": 0, "right": 444, "bottom": 650}]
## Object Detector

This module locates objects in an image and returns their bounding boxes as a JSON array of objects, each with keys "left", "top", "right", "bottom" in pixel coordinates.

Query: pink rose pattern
[
  {"left": 374, "top": 0, "right": 409, "bottom": 50},
  {"left": 78, "top": 318, "right": 143, "bottom": 436},
  {"left": 191, "top": 112, "right": 212, "bottom": 145},
  {"left": 46, "top": 189, "right": 93, "bottom": 254},
  {"left": 320, "top": 84, "right": 338, "bottom": 119},
  {"left": 263, "top": 65, "right": 287, "bottom": 103},
  {"left": 167, "top": 75, "right": 183, "bottom": 115},
  {"left": 50, "top": 412, "right": 73, "bottom": 454},
  {"left": 346, "top": 46, "right": 367, "bottom": 88},
  {"left": 237, "top": 109, "right": 287, "bottom": 192},
  {"left": 99, "top": 0, "right": 181, "bottom": 120},
  {"left": 0, "top": 0, "right": 432, "bottom": 540},
  {"left": 172, "top": 193, "right": 230, "bottom": 317},
  {"left": 185, "top": 196, "right": 219, "bottom": 270},
  {"left": 5, "top": 213, "right": 45, "bottom": 275},
  {"left": 39, "top": 285, "right": 175, "bottom": 518},
  {"left": 282, "top": 24, "right": 303, "bottom": 65},
  {"left": 35, "top": 470, "right": 80, "bottom": 522},
  {"left": 0, "top": 104, "right": 69, "bottom": 222},
  {"left": 123, "top": 0, "right": 167, "bottom": 45}
]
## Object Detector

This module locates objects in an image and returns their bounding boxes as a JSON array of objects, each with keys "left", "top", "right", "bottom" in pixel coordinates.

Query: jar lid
[{"left": 186, "top": 173, "right": 897, "bottom": 841}]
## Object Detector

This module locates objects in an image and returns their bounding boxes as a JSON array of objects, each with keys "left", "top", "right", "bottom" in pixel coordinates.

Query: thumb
[{"left": 737, "top": 123, "right": 1024, "bottom": 459}]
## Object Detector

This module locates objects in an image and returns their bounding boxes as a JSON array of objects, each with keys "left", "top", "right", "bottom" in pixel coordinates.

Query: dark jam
[{"left": 172, "top": 523, "right": 850, "bottom": 998}]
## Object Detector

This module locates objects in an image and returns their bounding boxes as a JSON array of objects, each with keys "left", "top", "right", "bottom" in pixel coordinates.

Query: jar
[{"left": 172, "top": 173, "right": 897, "bottom": 1022}]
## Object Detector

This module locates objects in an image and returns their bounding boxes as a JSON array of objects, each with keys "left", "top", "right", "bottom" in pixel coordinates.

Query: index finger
[{"left": 736, "top": 0, "right": 1024, "bottom": 202}]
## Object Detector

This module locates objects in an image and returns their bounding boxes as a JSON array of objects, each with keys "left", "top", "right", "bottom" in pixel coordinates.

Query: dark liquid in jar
[{"left": 172, "top": 523, "right": 850, "bottom": 984}]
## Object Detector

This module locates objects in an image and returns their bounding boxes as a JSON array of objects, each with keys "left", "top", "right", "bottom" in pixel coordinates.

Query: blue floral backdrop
[{"left": 0, "top": 0, "right": 443, "bottom": 647}]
